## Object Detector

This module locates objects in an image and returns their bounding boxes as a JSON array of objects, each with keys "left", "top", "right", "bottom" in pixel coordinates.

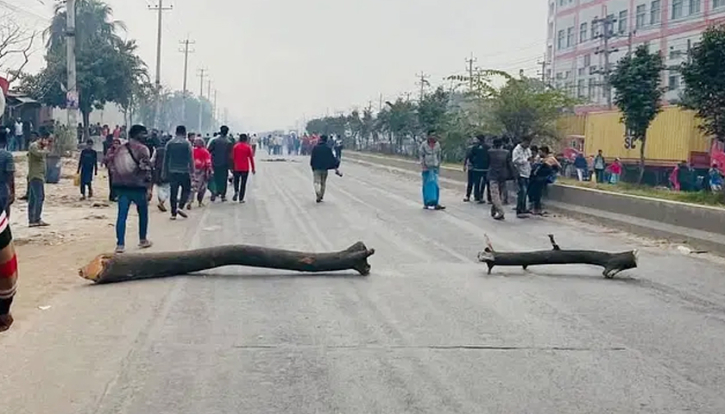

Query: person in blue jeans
[{"left": 105, "top": 125, "right": 153, "bottom": 253}]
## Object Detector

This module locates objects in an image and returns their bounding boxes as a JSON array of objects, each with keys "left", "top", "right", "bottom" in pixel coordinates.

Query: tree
[
  {"left": 0, "top": 15, "right": 37, "bottom": 83},
  {"left": 609, "top": 45, "right": 665, "bottom": 183},
  {"left": 417, "top": 87, "right": 450, "bottom": 137},
  {"left": 488, "top": 74, "right": 574, "bottom": 144},
  {"left": 22, "top": 0, "right": 146, "bottom": 136},
  {"left": 680, "top": 24, "right": 725, "bottom": 142}
]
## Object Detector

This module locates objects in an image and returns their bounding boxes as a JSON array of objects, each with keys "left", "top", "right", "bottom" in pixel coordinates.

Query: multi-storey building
[{"left": 546, "top": 0, "right": 725, "bottom": 107}]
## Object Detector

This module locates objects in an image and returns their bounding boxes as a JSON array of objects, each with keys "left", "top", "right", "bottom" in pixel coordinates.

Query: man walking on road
[
  {"left": 232, "top": 134, "right": 256, "bottom": 203},
  {"left": 207, "top": 125, "right": 234, "bottom": 202},
  {"left": 106, "top": 125, "right": 153, "bottom": 253},
  {"left": 488, "top": 138, "right": 516, "bottom": 220},
  {"left": 163, "top": 125, "right": 194, "bottom": 219},
  {"left": 310, "top": 135, "right": 339, "bottom": 203},
  {"left": 512, "top": 136, "right": 533, "bottom": 218},
  {"left": 27, "top": 131, "right": 52, "bottom": 227}
]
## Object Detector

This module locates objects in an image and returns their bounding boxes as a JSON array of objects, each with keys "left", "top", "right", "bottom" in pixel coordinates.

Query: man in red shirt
[{"left": 232, "top": 134, "right": 256, "bottom": 203}]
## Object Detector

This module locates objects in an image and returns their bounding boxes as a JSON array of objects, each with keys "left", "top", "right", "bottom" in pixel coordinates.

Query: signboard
[{"left": 66, "top": 91, "right": 79, "bottom": 109}]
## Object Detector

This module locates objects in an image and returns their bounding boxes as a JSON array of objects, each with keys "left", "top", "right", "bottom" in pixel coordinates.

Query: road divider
[{"left": 346, "top": 151, "right": 725, "bottom": 256}]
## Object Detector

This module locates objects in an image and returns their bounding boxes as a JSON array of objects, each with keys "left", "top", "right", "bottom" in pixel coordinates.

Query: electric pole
[
  {"left": 465, "top": 53, "right": 477, "bottom": 92},
  {"left": 416, "top": 72, "right": 430, "bottom": 101},
  {"left": 149, "top": 0, "right": 172, "bottom": 128},
  {"left": 593, "top": 15, "right": 618, "bottom": 109},
  {"left": 179, "top": 37, "right": 195, "bottom": 125},
  {"left": 66, "top": 0, "right": 78, "bottom": 131},
  {"left": 537, "top": 58, "right": 547, "bottom": 84},
  {"left": 207, "top": 79, "right": 212, "bottom": 101},
  {"left": 197, "top": 68, "right": 207, "bottom": 133}
]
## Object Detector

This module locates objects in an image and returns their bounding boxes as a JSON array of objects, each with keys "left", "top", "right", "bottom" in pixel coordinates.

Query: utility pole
[
  {"left": 537, "top": 58, "right": 547, "bottom": 84},
  {"left": 207, "top": 79, "right": 212, "bottom": 101},
  {"left": 465, "top": 53, "right": 477, "bottom": 92},
  {"left": 593, "top": 14, "right": 618, "bottom": 109},
  {"left": 197, "top": 68, "right": 207, "bottom": 133},
  {"left": 378, "top": 93, "right": 383, "bottom": 112},
  {"left": 179, "top": 36, "right": 195, "bottom": 125},
  {"left": 149, "top": 0, "right": 172, "bottom": 128},
  {"left": 66, "top": 0, "right": 78, "bottom": 131},
  {"left": 416, "top": 72, "right": 430, "bottom": 101}
]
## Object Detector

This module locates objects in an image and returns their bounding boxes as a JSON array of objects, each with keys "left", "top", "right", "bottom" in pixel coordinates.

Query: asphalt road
[{"left": 2, "top": 154, "right": 725, "bottom": 414}]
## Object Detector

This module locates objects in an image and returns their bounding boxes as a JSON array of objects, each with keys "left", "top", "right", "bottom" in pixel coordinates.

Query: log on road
[
  {"left": 79, "top": 242, "right": 376, "bottom": 284},
  {"left": 477, "top": 234, "right": 638, "bottom": 278}
]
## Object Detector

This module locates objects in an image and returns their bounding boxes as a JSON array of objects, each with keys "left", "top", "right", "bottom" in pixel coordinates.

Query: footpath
[{"left": 346, "top": 151, "right": 725, "bottom": 256}]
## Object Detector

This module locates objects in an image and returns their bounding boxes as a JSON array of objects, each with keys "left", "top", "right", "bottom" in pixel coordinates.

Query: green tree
[
  {"left": 609, "top": 44, "right": 665, "bottom": 183},
  {"left": 680, "top": 24, "right": 725, "bottom": 142},
  {"left": 488, "top": 74, "right": 574, "bottom": 144},
  {"left": 417, "top": 87, "right": 450, "bottom": 137}
]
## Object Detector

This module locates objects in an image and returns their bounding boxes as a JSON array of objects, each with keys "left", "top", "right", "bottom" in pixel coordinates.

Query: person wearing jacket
[
  {"left": 419, "top": 132, "right": 445, "bottom": 210},
  {"left": 593, "top": 150, "right": 606, "bottom": 183},
  {"left": 105, "top": 125, "right": 153, "bottom": 253},
  {"left": 207, "top": 125, "right": 234, "bottom": 202},
  {"left": 231, "top": 134, "right": 256, "bottom": 203},
  {"left": 466, "top": 134, "right": 491, "bottom": 204},
  {"left": 573, "top": 152, "right": 588, "bottom": 181},
  {"left": 151, "top": 135, "right": 170, "bottom": 211},
  {"left": 528, "top": 146, "right": 561, "bottom": 215},
  {"left": 190, "top": 137, "right": 212, "bottom": 208},
  {"left": 310, "top": 135, "right": 339, "bottom": 203},
  {"left": 487, "top": 137, "right": 515, "bottom": 220},
  {"left": 163, "top": 125, "right": 194, "bottom": 220}
]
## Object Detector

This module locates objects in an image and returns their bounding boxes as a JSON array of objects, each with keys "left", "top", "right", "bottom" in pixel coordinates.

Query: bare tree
[{"left": 0, "top": 14, "right": 37, "bottom": 83}]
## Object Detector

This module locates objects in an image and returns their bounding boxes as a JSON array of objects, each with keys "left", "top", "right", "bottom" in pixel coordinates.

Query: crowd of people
[{"left": 418, "top": 133, "right": 562, "bottom": 220}]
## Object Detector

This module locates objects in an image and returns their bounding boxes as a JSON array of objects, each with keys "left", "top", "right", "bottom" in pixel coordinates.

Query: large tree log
[
  {"left": 79, "top": 242, "right": 375, "bottom": 284},
  {"left": 477, "top": 235, "right": 638, "bottom": 278}
]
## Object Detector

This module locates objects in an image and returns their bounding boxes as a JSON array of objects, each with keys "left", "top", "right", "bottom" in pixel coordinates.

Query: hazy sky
[{"left": 10, "top": 0, "right": 546, "bottom": 131}]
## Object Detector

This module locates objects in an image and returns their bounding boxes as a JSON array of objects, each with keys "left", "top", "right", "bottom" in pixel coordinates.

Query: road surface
[{"left": 2, "top": 155, "right": 725, "bottom": 414}]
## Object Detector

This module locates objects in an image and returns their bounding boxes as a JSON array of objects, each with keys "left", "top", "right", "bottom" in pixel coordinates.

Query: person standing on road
[
  {"left": 231, "top": 134, "right": 256, "bottom": 203},
  {"left": 419, "top": 132, "right": 446, "bottom": 210},
  {"left": 77, "top": 139, "right": 98, "bottom": 200},
  {"left": 207, "top": 125, "right": 234, "bottom": 202},
  {"left": 466, "top": 134, "right": 491, "bottom": 204},
  {"left": 106, "top": 124, "right": 153, "bottom": 253},
  {"left": 0, "top": 209, "right": 19, "bottom": 332},
  {"left": 487, "top": 137, "right": 515, "bottom": 220},
  {"left": 574, "top": 152, "right": 588, "bottom": 181},
  {"left": 511, "top": 136, "right": 533, "bottom": 218},
  {"left": 190, "top": 137, "right": 212, "bottom": 208},
  {"left": 310, "top": 135, "right": 339, "bottom": 203},
  {"left": 0, "top": 130, "right": 15, "bottom": 218},
  {"left": 528, "top": 146, "right": 561, "bottom": 216},
  {"left": 163, "top": 125, "right": 194, "bottom": 220},
  {"left": 11, "top": 118, "right": 22, "bottom": 152},
  {"left": 27, "top": 131, "right": 52, "bottom": 227}
]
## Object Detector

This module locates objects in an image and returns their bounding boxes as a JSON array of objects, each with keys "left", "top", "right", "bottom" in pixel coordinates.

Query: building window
[
  {"left": 636, "top": 5, "right": 646, "bottom": 28},
  {"left": 591, "top": 17, "right": 599, "bottom": 38},
  {"left": 580, "top": 22, "right": 588, "bottom": 42},
  {"left": 651, "top": 0, "right": 661, "bottom": 24},
  {"left": 565, "top": 70, "right": 571, "bottom": 79},
  {"left": 577, "top": 79, "right": 586, "bottom": 98},
  {"left": 668, "top": 74, "right": 680, "bottom": 90},
  {"left": 588, "top": 78, "right": 596, "bottom": 99},
  {"left": 690, "top": 0, "right": 701, "bottom": 14},
  {"left": 606, "top": 14, "right": 615, "bottom": 35},
  {"left": 559, "top": 0, "right": 565, "bottom": 6},
  {"left": 567, "top": 27, "right": 574, "bottom": 47},
  {"left": 715, "top": 0, "right": 725, "bottom": 8},
  {"left": 557, "top": 29, "right": 565, "bottom": 49},
  {"left": 584, "top": 53, "right": 591, "bottom": 67},
  {"left": 556, "top": 72, "right": 563, "bottom": 80},
  {"left": 547, "top": 45, "right": 553, "bottom": 60},
  {"left": 672, "top": 0, "right": 684, "bottom": 19},
  {"left": 619, "top": 10, "right": 628, "bottom": 33}
]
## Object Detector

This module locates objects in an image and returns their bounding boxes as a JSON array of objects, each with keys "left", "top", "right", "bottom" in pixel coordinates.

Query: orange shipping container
[{"left": 582, "top": 106, "right": 711, "bottom": 167}]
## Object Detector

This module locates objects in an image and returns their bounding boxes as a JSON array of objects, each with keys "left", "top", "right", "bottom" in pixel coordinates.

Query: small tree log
[
  {"left": 477, "top": 234, "right": 638, "bottom": 278},
  {"left": 79, "top": 242, "right": 375, "bottom": 284}
]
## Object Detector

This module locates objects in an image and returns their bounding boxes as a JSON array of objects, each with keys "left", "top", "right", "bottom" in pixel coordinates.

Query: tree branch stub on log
[
  {"left": 79, "top": 242, "right": 376, "bottom": 284},
  {"left": 477, "top": 234, "right": 638, "bottom": 278}
]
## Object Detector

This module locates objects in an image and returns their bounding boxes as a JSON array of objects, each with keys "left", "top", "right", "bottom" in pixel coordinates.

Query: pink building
[{"left": 546, "top": 0, "right": 725, "bottom": 108}]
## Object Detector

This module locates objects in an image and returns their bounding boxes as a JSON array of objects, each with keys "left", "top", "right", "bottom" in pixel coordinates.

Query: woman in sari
[{"left": 189, "top": 137, "right": 212, "bottom": 209}]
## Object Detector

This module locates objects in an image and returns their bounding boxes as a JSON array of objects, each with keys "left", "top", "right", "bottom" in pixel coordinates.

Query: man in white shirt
[
  {"left": 12, "top": 119, "right": 22, "bottom": 152},
  {"left": 511, "top": 136, "right": 533, "bottom": 218}
]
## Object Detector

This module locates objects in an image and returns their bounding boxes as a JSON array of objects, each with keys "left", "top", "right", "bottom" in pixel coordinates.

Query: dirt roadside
[{"left": 8, "top": 153, "right": 199, "bottom": 325}]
